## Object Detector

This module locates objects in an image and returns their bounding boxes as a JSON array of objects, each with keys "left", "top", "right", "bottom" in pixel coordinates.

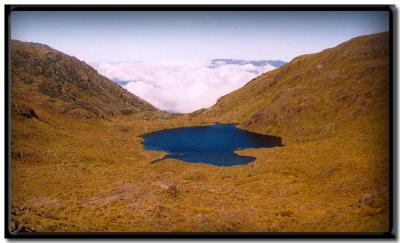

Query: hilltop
[
  {"left": 11, "top": 40, "right": 157, "bottom": 119},
  {"left": 198, "top": 32, "right": 389, "bottom": 144}
]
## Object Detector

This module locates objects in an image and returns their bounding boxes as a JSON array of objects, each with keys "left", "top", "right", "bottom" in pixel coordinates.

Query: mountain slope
[
  {"left": 10, "top": 33, "right": 390, "bottom": 232},
  {"left": 199, "top": 32, "right": 389, "bottom": 144},
  {"left": 192, "top": 32, "right": 390, "bottom": 231},
  {"left": 11, "top": 40, "right": 157, "bottom": 119}
]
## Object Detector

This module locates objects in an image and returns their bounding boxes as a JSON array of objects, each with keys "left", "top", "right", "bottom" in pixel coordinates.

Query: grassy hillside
[
  {"left": 192, "top": 32, "right": 390, "bottom": 231},
  {"left": 10, "top": 33, "right": 390, "bottom": 233},
  {"left": 198, "top": 32, "right": 389, "bottom": 143},
  {"left": 11, "top": 40, "right": 157, "bottom": 119}
]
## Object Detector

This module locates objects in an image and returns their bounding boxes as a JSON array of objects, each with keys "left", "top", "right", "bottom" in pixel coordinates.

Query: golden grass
[
  {"left": 10, "top": 105, "right": 389, "bottom": 232},
  {"left": 10, "top": 32, "right": 390, "bottom": 233}
]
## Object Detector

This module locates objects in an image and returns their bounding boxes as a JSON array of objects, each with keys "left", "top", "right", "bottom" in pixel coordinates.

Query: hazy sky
[{"left": 11, "top": 11, "right": 389, "bottom": 62}]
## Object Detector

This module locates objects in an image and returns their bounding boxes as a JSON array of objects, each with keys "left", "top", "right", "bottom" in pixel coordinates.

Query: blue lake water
[{"left": 141, "top": 123, "right": 283, "bottom": 166}]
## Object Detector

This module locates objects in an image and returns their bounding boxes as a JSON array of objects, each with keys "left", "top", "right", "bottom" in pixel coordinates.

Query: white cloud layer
[{"left": 96, "top": 59, "right": 276, "bottom": 113}]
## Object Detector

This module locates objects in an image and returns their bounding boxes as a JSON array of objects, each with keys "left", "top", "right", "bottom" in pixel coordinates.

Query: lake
[{"left": 141, "top": 123, "right": 283, "bottom": 166}]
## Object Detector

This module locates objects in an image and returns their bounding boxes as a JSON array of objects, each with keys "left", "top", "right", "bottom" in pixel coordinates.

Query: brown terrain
[{"left": 10, "top": 32, "right": 390, "bottom": 233}]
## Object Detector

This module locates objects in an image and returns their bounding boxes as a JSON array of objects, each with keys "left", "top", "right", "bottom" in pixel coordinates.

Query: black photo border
[{"left": 4, "top": 4, "right": 397, "bottom": 239}]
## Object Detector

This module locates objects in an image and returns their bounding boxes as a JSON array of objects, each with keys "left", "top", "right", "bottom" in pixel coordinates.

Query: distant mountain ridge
[
  {"left": 11, "top": 40, "right": 157, "bottom": 119},
  {"left": 210, "top": 59, "right": 287, "bottom": 68}
]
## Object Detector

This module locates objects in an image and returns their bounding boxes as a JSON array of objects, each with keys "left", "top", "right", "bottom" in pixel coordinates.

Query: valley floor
[{"left": 10, "top": 110, "right": 389, "bottom": 232}]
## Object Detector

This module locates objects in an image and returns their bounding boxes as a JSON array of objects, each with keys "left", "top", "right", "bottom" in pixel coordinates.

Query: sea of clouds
[{"left": 95, "top": 59, "right": 277, "bottom": 113}]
